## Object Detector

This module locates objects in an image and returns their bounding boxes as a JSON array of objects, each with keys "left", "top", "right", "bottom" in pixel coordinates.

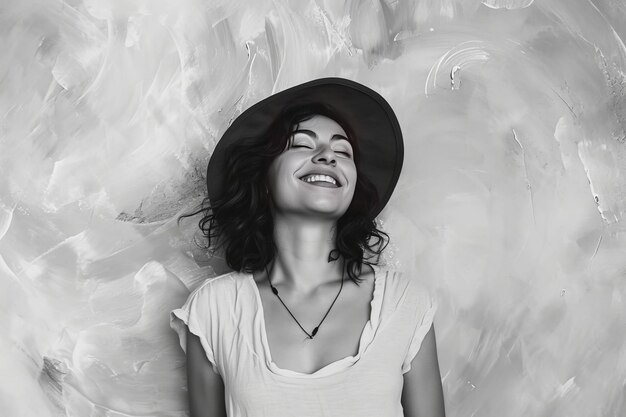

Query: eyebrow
[{"left": 292, "top": 129, "right": 350, "bottom": 142}]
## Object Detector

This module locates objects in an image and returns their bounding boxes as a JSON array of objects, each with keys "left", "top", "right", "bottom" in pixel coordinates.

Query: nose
[{"left": 312, "top": 146, "right": 337, "bottom": 166}]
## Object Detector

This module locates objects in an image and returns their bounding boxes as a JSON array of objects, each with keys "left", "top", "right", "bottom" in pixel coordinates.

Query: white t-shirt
[{"left": 170, "top": 265, "right": 436, "bottom": 417}]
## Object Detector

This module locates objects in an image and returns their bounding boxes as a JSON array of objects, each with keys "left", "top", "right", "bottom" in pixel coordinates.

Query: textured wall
[{"left": 1, "top": 0, "right": 625, "bottom": 416}]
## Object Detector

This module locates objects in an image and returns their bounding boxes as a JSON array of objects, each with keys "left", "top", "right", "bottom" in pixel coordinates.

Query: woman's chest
[
  {"left": 222, "top": 296, "right": 410, "bottom": 417},
  {"left": 258, "top": 277, "right": 376, "bottom": 374}
]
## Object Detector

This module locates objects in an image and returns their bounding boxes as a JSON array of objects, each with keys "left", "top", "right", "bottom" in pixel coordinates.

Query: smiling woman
[
  {"left": 267, "top": 115, "right": 357, "bottom": 221},
  {"left": 171, "top": 78, "right": 445, "bottom": 417}
]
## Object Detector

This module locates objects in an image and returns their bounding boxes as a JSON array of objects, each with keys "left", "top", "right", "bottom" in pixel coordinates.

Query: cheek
[
  {"left": 266, "top": 157, "right": 294, "bottom": 193},
  {"left": 346, "top": 163, "right": 358, "bottom": 189}
]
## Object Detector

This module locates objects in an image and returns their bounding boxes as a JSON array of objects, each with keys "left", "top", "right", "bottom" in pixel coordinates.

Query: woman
[{"left": 171, "top": 78, "right": 445, "bottom": 417}]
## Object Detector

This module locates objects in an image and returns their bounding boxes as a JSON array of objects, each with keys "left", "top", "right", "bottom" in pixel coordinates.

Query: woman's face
[{"left": 266, "top": 114, "right": 357, "bottom": 220}]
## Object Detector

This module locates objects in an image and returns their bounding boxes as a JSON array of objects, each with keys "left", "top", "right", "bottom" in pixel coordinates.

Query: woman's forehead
[{"left": 296, "top": 114, "right": 346, "bottom": 134}]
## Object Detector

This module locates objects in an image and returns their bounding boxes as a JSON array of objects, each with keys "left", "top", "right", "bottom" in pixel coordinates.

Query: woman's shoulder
[
  {"left": 374, "top": 264, "right": 433, "bottom": 303},
  {"left": 189, "top": 270, "right": 251, "bottom": 300},
  {"left": 372, "top": 268, "right": 437, "bottom": 343},
  {"left": 372, "top": 263, "right": 410, "bottom": 285}
]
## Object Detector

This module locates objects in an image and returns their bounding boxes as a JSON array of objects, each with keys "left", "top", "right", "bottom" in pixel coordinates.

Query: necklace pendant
[{"left": 311, "top": 326, "right": 319, "bottom": 337}]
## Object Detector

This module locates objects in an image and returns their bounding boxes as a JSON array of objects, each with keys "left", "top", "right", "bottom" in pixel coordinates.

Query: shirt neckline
[{"left": 246, "top": 265, "right": 386, "bottom": 379}]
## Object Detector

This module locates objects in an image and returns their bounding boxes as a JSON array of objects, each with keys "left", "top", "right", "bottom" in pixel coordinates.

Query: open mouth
[{"left": 299, "top": 174, "right": 341, "bottom": 188}]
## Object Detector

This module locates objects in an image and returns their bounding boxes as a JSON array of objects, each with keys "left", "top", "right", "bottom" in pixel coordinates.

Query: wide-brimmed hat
[{"left": 207, "top": 77, "right": 403, "bottom": 218}]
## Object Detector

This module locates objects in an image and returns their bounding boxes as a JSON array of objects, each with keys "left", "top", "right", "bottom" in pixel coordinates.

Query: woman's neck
[{"left": 269, "top": 213, "right": 344, "bottom": 294}]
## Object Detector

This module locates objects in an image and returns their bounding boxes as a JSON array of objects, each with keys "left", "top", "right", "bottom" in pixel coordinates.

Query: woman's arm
[
  {"left": 186, "top": 328, "right": 227, "bottom": 417},
  {"left": 401, "top": 324, "right": 446, "bottom": 417}
]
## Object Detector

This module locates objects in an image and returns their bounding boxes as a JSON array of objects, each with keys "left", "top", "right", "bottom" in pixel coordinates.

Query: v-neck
[{"left": 247, "top": 265, "right": 386, "bottom": 379}]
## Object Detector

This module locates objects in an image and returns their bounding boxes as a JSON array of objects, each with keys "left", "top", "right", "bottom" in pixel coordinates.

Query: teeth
[{"left": 302, "top": 174, "right": 337, "bottom": 185}]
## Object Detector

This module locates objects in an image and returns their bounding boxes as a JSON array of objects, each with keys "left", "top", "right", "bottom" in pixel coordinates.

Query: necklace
[{"left": 263, "top": 264, "right": 345, "bottom": 339}]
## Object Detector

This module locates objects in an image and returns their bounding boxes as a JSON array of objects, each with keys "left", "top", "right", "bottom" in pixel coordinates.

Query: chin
[{"left": 302, "top": 202, "right": 351, "bottom": 219}]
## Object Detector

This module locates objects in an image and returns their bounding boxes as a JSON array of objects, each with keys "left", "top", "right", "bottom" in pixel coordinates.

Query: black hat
[{"left": 207, "top": 77, "right": 404, "bottom": 218}]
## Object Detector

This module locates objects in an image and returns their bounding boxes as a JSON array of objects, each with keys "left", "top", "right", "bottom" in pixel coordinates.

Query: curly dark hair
[{"left": 180, "top": 102, "right": 389, "bottom": 284}]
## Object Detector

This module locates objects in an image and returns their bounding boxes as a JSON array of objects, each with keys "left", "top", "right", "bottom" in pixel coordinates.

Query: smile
[{"left": 299, "top": 174, "right": 340, "bottom": 187}]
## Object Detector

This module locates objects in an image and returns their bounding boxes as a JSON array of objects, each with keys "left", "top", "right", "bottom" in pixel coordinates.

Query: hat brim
[{"left": 207, "top": 77, "right": 404, "bottom": 218}]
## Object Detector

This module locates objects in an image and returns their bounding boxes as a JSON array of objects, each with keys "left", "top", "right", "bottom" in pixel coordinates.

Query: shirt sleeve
[
  {"left": 401, "top": 283, "right": 438, "bottom": 374},
  {"left": 170, "top": 280, "right": 220, "bottom": 375}
]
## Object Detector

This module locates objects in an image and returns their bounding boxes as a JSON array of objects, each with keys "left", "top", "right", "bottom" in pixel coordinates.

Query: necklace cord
[{"left": 263, "top": 262, "right": 345, "bottom": 339}]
